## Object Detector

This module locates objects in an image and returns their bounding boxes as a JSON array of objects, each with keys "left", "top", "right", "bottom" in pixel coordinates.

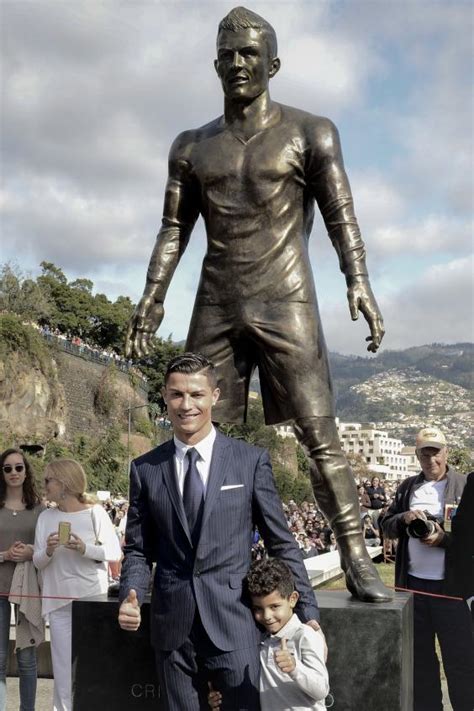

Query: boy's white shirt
[{"left": 259, "top": 612, "right": 329, "bottom": 711}]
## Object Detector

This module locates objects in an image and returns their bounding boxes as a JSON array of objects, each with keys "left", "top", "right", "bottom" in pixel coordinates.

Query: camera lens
[{"left": 407, "top": 518, "right": 433, "bottom": 539}]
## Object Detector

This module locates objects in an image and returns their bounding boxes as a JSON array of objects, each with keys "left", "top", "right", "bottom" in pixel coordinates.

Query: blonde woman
[{"left": 33, "top": 459, "right": 121, "bottom": 711}]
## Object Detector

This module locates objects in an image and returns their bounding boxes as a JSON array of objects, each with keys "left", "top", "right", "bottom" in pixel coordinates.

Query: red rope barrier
[
  {"left": 319, "top": 585, "right": 465, "bottom": 602},
  {"left": 393, "top": 586, "right": 464, "bottom": 601},
  {"left": 0, "top": 591, "right": 81, "bottom": 601},
  {"left": 2, "top": 586, "right": 466, "bottom": 603}
]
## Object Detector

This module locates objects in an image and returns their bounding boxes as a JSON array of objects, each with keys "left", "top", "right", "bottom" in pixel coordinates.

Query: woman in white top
[{"left": 33, "top": 459, "right": 121, "bottom": 711}]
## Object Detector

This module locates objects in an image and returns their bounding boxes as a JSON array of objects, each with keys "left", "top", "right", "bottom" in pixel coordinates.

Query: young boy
[{"left": 209, "top": 558, "right": 329, "bottom": 710}]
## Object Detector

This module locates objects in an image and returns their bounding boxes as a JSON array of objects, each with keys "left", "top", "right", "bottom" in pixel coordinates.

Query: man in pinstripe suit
[{"left": 118, "top": 353, "right": 321, "bottom": 710}]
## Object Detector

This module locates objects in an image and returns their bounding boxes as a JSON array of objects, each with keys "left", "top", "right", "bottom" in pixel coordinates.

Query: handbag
[{"left": 90, "top": 506, "right": 103, "bottom": 562}]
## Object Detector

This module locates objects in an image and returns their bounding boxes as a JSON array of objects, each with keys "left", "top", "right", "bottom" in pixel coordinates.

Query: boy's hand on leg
[
  {"left": 207, "top": 682, "right": 222, "bottom": 709},
  {"left": 274, "top": 638, "right": 296, "bottom": 674}
]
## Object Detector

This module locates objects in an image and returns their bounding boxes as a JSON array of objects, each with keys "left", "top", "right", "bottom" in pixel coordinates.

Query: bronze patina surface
[{"left": 126, "top": 7, "right": 391, "bottom": 602}]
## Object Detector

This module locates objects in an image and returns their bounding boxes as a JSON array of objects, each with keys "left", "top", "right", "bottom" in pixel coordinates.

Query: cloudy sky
[{"left": 2, "top": 0, "right": 472, "bottom": 355}]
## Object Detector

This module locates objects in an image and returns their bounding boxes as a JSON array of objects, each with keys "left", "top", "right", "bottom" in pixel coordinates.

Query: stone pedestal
[
  {"left": 72, "top": 595, "right": 158, "bottom": 709},
  {"left": 318, "top": 590, "right": 413, "bottom": 711},
  {"left": 72, "top": 591, "right": 412, "bottom": 711}
]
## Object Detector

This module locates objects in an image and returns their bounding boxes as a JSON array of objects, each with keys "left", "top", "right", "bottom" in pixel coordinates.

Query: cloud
[
  {"left": 1, "top": 177, "right": 161, "bottom": 271},
  {"left": 322, "top": 256, "right": 474, "bottom": 355},
  {"left": 370, "top": 216, "right": 472, "bottom": 258},
  {"left": 1, "top": 0, "right": 472, "bottom": 356},
  {"left": 384, "top": 256, "right": 474, "bottom": 347}
]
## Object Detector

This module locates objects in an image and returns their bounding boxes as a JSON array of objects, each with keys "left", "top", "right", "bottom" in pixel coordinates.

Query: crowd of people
[
  {"left": 0, "top": 449, "right": 121, "bottom": 711},
  {"left": 1, "top": 436, "right": 472, "bottom": 710},
  {"left": 25, "top": 321, "right": 148, "bottom": 383},
  {"left": 258, "top": 476, "right": 397, "bottom": 561},
  {"left": 0, "top": 450, "right": 391, "bottom": 711}
]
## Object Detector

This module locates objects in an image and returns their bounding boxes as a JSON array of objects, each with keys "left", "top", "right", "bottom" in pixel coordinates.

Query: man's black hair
[
  {"left": 245, "top": 558, "right": 295, "bottom": 598},
  {"left": 164, "top": 352, "right": 218, "bottom": 389}
]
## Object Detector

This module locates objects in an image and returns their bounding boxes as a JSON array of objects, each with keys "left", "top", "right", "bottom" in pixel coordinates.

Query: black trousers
[
  {"left": 155, "top": 610, "right": 260, "bottom": 711},
  {"left": 408, "top": 575, "right": 474, "bottom": 711}
]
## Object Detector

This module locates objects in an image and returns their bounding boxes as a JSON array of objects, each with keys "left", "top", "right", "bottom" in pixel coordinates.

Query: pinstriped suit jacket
[{"left": 119, "top": 430, "right": 319, "bottom": 652}]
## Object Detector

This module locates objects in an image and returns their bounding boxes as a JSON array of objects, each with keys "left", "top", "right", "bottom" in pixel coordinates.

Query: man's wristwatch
[{"left": 0, "top": 553, "right": 5, "bottom": 563}]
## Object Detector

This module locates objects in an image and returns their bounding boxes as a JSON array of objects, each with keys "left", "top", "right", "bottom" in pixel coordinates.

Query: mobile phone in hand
[{"left": 58, "top": 521, "right": 71, "bottom": 545}]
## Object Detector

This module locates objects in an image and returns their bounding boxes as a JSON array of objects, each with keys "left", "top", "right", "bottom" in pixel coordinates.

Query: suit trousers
[
  {"left": 155, "top": 610, "right": 260, "bottom": 711},
  {"left": 408, "top": 575, "right": 474, "bottom": 711}
]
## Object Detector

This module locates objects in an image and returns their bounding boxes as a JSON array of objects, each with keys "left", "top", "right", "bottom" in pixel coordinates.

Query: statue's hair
[{"left": 218, "top": 6, "right": 277, "bottom": 57}]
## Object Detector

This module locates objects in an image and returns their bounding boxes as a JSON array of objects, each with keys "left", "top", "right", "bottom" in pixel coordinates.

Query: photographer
[{"left": 382, "top": 427, "right": 474, "bottom": 711}]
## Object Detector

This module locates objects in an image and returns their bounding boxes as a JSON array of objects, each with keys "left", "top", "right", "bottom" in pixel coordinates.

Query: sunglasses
[
  {"left": 44, "top": 477, "right": 57, "bottom": 484},
  {"left": 3, "top": 464, "right": 25, "bottom": 474}
]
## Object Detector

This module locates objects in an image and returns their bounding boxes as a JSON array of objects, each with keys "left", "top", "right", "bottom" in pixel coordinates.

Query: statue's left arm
[
  {"left": 307, "top": 118, "right": 384, "bottom": 352},
  {"left": 125, "top": 131, "right": 200, "bottom": 358}
]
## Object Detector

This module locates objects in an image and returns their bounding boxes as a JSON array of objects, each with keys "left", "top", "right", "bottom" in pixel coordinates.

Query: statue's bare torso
[{"left": 169, "top": 103, "right": 351, "bottom": 305}]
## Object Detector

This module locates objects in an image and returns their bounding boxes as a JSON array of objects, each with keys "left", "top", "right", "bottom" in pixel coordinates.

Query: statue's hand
[
  {"left": 125, "top": 295, "right": 164, "bottom": 358},
  {"left": 347, "top": 278, "right": 385, "bottom": 353}
]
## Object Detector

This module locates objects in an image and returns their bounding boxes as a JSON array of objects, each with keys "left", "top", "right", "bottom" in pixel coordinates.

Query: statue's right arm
[{"left": 125, "top": 132, "right": 200, "bottom": 357}]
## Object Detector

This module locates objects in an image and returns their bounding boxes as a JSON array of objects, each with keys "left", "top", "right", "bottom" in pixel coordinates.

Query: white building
[
  {"left": 274, "top": 424, "right": 296, "bottom": 439},
  {"left": 273, "top": 419, "right": 417, "bottom": 481},
  {"left": 336, "top": 421, "right": 413, "bottom": 481}
]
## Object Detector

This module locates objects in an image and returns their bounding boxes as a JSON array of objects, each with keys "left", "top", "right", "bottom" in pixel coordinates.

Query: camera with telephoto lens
[{"left": 407, "top": 511, "right": 444, "bottom": 539}]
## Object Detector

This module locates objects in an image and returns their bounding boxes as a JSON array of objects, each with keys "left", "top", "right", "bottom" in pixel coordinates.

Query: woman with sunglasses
[
  {"left": 0, "top": 448, "right": 44, "bottom": 711},
  {"left": 33, "top": 459, "right": 121, "bottom": 711}
]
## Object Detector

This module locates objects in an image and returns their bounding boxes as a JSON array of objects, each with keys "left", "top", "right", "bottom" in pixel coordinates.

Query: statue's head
[
  {"left": 215, "top": 7, "right": 280, "bottom": 101},
  {"left": 217, "top": 6, "right": 277, "bottom": 57}
]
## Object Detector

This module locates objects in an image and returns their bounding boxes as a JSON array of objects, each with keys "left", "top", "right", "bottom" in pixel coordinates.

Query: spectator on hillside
[
  {"left": 362, "top": 515, "right": 381, "bottom": 547},
  {"left": 324, "top": 532, "right": 337, "bottom": 553},
  {"left": 311, "top": 532, "right": 326, "bottom": 554},
  {"left": 301, "top": 536, "right": 319, "bottom": 559},
  {"left": 357, "top": 485, "right": 372, "bottom": 514},
  {"left": 365, "top": 476, "right": 387, "bottom": 520}
]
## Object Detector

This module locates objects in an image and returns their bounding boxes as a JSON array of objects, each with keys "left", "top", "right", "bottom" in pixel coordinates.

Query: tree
[
  {"left": 39, "top": 262, "right": 67, "bottom": 284},
  {"left": 84, "top": 425, "right": 129, "bottom": 494},
  {"left": 70, "top": 278, "right": 93, "bottom": 294},
  {"left": 91, "top": 293, "right": 134, "bottom": 351},
  {"left": 448, "top": 447, "right": 473, "bottom": 475},
  {"left": 37, "top": 263, "right": 97, "bottom": 339},
  {"left": 137, "top": 337, "right": 184, "bottom": 404},
  {"left": 0, "top": 262, "right": 53, "bottom": 322},
  {"left": 346, "top": 452, "right": 371, "bottom": 480}
]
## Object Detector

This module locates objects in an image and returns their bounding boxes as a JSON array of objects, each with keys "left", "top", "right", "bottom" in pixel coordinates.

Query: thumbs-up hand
[
  {"left": 207, "top": 682, "right": 223, "bottom": 709},
  {"left": 274, "top": 637, "right": 296, "bottom": 674},
  {"left": 118, "top": 588, "right": 141, "bottom": 631}
]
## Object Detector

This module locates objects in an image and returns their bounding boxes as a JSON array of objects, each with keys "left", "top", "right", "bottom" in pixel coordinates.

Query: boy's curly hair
[{"left": 245, "top": 558, "right": 295, "bottom": 598}]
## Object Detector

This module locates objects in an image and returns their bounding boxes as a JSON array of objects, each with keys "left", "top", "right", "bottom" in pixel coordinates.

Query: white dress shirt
[
  {"left": 259, "top": 613, "right": 329, "bottom": 710},
  {"left": 173, "top": 426, "right": 216, "bottom": 497}
]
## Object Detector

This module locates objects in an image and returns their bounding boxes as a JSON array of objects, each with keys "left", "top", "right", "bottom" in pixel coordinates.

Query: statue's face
[{"left": 215, "top": 28, "right": 279, "bottom": 101}]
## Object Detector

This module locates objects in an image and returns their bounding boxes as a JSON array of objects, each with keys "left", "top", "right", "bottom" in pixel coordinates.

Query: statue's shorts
[{"left": 186, "top": 300, "right": 335, "bottom": 425}]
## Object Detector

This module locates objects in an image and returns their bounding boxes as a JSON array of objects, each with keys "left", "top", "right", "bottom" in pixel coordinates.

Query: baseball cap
[{"left": 415, "top": 427, "right": 447, "bottom": 451}]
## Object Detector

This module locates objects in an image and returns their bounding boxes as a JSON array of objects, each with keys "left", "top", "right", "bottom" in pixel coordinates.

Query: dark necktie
[{"left": 183, "top": 448, "right": 204, "bottom": 545}]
